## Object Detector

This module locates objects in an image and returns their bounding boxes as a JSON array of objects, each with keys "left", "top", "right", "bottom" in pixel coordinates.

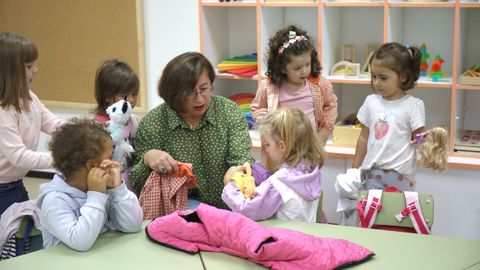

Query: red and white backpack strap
[
  {"left": 357, "top": 189, "right": 383, "bottom": 228},
  {"left": 395, "top": 191, "right": 431, "bottom": 235}
]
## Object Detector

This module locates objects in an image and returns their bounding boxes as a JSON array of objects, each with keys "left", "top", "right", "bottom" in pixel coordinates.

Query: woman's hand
[
  {"left": 100, "top": 159, "right": 123, "bottom": 188},
  {"left": 144, "top": 149, "right": 179, "bottom": 174}
]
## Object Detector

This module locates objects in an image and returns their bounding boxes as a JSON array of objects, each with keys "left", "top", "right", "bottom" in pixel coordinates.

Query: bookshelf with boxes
[{"left": 198, "top": 0, "right": 480, "bottom": 168}]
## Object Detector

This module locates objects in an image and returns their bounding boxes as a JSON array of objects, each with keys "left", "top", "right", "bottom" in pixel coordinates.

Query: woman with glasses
[{"left": 129, "top": 52, "right": 253, "bottom": 209}]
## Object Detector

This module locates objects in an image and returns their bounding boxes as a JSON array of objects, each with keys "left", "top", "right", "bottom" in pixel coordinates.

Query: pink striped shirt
[
  {"left": 0, "top": 91, "right": 64, "bottom": 184},
  {"left": 251, "top": 76, "right": 337, "bottom": 131}
]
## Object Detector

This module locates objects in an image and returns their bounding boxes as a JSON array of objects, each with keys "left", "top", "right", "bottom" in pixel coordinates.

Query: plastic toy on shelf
[
  {"left": 217, "top": 53, "right": 257, "bottom": 78},
  {"left": 229, "top": 93, "right": 256, "bottom": 129},
  {"left": 429, "top": 54, "right": 445, "bottom": 82},
  {"left": 419, "top": 44, "right": 430, "bottom": 77},
  {"left": 330, "top": 61, "right": 361, "bottom": 78}
]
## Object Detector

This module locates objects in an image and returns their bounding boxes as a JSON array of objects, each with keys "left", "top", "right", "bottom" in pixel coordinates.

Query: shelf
[
  {"left": 416, "top": 77, "right": 453, "bottom": 88},
  {"left": 216, "top": 71, "right": 259, "bottom": 81},
  {"left": 201, "top": 2, "right": 257, "bottom": 7},
  {"left": 459, "top": 3, "right": 480, "bottom": 8},
  {"left": 447, "top": 154, "right": 480, "bottom": 169},
  {"left": 326, "top": 74, "right": 372, "bottom": 85},
  {"left": 324, "top": 2, "right": 384, "bottom": 7},
  {"left": 251, "top": 129, "right": 480, "bottom": 167},
  {"left": 260, "top": 2, "right": 318, "bottom": 7},
  {"left": 456, "top": 84, "right": 480, "bottom": 90},
  {"left": 388, "top": 2, "right": 456, "bottom": 8}
]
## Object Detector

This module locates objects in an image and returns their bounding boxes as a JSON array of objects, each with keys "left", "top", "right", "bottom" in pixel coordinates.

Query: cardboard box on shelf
[{"left": 332, "top": 122, "right": 362, "bottom": 146}]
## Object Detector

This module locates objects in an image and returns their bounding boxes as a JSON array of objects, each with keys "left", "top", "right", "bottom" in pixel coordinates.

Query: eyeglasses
[{"left": 186, "top": 86, "right": 213, "bottom": 99}]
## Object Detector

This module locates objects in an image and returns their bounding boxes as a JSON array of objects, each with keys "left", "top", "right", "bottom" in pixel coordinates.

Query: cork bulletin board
[{"left": 0, "top": 0, "right": 146, "bottom": 111}]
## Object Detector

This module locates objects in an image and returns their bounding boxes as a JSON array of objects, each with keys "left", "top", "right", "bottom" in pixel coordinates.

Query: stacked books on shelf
[
  {"left": 455, "top": 130, "right": 480, "bottom": 153},
  {"left": 229, "top": 93, "right": 255, "bottom": 129},
  {"left": 217, "top": 53, "right": 257, "bottom": 78}
]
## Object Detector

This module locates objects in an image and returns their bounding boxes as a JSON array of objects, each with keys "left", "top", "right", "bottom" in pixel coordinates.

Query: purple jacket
[
  {"left": 222, "top": 161, "right": 322, "bottom": 221},
  {"left": 146, "top": 204, "right": 374, "bottom": 270}
]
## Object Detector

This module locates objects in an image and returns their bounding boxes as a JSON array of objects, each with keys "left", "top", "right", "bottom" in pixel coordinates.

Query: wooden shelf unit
[{"left": 199, "top": 0, "right": 480, "bottom": 169}]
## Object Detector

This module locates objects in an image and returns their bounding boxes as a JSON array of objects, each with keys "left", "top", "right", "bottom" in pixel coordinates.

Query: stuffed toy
[
  {"left": 106, "top": 99, "right": 134, "bottom": 162},
  {"left": 231, "top": 162, "right": 256, "bottom": 199}
]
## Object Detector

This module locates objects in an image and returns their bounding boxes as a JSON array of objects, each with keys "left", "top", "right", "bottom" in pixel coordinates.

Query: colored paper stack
[
  {"left": 217, "top": 53, "right": 257, "bottom": 77},
  {"left": 229, "top": 93, "right": 255, "bottom": 129}
]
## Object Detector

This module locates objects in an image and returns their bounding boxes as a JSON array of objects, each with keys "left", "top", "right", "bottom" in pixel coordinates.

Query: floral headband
[{"left": 278, "top": 31, "right": 308, "bottom": 55}]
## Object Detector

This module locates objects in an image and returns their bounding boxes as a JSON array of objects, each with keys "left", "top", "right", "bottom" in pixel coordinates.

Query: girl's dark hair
[
  {"left": 158, "top": 52, "right": 215, "bottom": 113},
  {"left": 94, "top": 59, "right": 139, "bottom": 115},
  {"left": 0, "top": 32, "right": 38, "bottom": 112},
  {"left": 49, "top": 118, "right": 111, "bottom": 179},
  {"left": 266, "top": 25, "right": 321, "bottom": 87},
  {"left": 369, "top": 42, "right": 422, "bottom": 91}
]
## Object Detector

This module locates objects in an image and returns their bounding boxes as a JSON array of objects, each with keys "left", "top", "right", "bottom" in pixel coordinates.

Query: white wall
[
  {"left": 143, "top": 0, "right": 200, "bottom": 110},
  {"left": 38, "top": 1, "right": 480, "bottom": 240}
]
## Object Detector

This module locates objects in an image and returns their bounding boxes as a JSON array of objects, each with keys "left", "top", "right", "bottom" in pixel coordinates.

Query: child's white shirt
[{"left": 357, "top": 94, "right": 425, "bottom": 184}]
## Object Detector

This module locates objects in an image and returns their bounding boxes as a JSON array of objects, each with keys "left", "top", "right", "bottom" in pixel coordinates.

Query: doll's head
[
  {"left": 417, "top": 126, "right": 448, "bottom": 171},
  {"left": 266, "top": 25, "right": 321, "bottom": 87}
]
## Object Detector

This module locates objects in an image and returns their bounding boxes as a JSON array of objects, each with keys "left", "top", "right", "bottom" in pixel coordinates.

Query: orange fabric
[{"left": 139, "top": 162, "right": 197, "bottom": 220}]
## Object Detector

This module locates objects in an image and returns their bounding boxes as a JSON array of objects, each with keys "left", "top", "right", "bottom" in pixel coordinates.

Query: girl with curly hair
[
  {"left": 250, "top": 25, "right": 337, "bottom": 145},
  {"left": 37, "top": 118, "right": 143, "bottom": 251}
]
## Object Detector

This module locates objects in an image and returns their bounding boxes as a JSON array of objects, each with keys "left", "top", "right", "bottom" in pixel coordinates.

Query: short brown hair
[
  {"left": 49, "top": 118, "right": 111, "bottom": 179},
  {"left": 370, "top": 42, "right": 421, "bottom": 91},
  {"left": 94, "top": 59, "right": 139, "bottom": 115},
  {"left": 0, "top": 32, "right": 38, "bottom": 112},
  {"left": 158, "top": 52, "right": 215, "bottom": 112}
]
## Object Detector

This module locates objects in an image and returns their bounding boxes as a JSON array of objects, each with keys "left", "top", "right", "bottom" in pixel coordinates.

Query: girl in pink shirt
[
  {"left": 92, "top": 59, "right": 141, "bottom": 193},
  {"left": 0, "top": 32, "right": 64, "bottom": 216},
  {"left": 251, "top": 25, "right": 337, "bottom": 145}
]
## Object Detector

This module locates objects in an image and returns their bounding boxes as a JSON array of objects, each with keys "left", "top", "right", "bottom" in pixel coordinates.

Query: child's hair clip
[{"left": 288, "top": 31, "right": 296, "bottom": 39}]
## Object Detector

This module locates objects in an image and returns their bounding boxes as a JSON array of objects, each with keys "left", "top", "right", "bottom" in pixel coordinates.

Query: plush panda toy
[{"left": 106, "top": 99, "right": 134, "bottom": 162}]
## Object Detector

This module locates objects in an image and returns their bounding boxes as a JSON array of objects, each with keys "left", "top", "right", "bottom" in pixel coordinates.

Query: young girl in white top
[
  {"left": 0, "top": 32, "right": 64, "bottom": 216},
  {"left": 352, "top": 42, "right": 425, "bottom": 191},
  {"left": 222, "top": 108, "right": 326, "bottom": 223},
  {"left": 250, "top": 25, "right": 337, "bottom": 145}
]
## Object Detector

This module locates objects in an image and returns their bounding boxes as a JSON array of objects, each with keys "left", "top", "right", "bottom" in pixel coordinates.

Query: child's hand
[
  {"left": 411, "top": 131, "right": 429, "bottom": 145},
  {"left": 100, "top": 159, "right": 123, "bottom": 188},
  {"left": 87, "top": 167, "right": 108, "bottom": 193},
  {"left": 223, "top": 165, "right": 246, "bottom": 186}
]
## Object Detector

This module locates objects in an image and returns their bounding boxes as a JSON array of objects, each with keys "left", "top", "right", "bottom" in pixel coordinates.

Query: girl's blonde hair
[
  {"left": 0, "top": 32, "right": 38, "bottom": 112},
  {"left": 257, "top": 108, "right": 326, "bottom": 169},
  {"left": 417, "top": 126, "right": 448, "bottom": 171}
]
